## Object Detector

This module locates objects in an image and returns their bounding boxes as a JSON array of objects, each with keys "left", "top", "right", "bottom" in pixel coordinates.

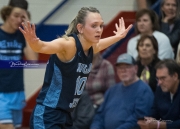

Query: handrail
[
  {"left": 102, "top": 0, "right": 161, "bottom": 59},
  {"left": 36, "top": 0, "right": 69, "bottom": 30}
]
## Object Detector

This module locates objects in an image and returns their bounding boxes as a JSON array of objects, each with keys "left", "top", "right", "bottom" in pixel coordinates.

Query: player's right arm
[{"left": 19, "top": 21, "right": 74, "bottom": 55}]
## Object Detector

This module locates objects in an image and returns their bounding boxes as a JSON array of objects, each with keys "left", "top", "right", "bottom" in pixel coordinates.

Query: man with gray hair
[{"left": 90, "top": 53, "right": 154, "bottom": 129}]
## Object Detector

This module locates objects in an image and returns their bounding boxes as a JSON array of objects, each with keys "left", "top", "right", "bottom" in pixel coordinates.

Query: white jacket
[{"left": 127, "top": 31, "right": 174, "bottom": 60}]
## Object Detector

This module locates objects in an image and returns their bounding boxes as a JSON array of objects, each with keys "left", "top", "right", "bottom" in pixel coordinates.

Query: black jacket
[
  {"left": 160, "top": 18, "right": 180, "bottom": 57},
  {"left": 137, "top": 58, "right": 160, "bottom": 93}
]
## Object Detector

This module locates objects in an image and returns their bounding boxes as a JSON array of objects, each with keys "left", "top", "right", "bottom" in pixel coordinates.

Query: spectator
[
  {"left": 136, "top": 0, "right": 158, "bottom": 10},
  {"left": 136, "top": 35, "right": 160, "bottom": 93},
  {"left": 85, "top": 52, "right": 115, "bottom": 110},
  {"left": 159, "top": 0, "right": 180, "bottom": 58},
  {"left": 138, "top": 59, "right": 180, "bottom": 129},
  {"left": 127, "top": 9, "right": 174, "bottom": 60},
  {"left": 90, "top": 53, "right": 154, "bottom": 129},
  {"left": 0, "top": 0, "right": 38, "bottom": 129}
]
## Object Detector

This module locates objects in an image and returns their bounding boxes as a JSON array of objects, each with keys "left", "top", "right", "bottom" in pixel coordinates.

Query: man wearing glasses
[{"left": 138, "top": 59, "right": 180, "bottom": 129}]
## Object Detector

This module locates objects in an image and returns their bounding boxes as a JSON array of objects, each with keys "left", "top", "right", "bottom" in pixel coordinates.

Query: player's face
[
  {"left": 81, "top": 12, "right": 104, "bottom": 44},
  {"left": 5, "top": 7, "right": 26, "bottom": 31}
]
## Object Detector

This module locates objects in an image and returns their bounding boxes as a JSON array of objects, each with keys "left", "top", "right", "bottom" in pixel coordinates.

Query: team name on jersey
[
  {"left": 0, "top": 40, "right": 23, "bottom": 60},
  {"left": 77, "top": 63, "right": 92, "bottom": 74},
  {"left": 0, "top": 40, "right": 23, "bottom": 49},
  {"left": 69, "top": 63, "right": 92, "bottom": 109}
]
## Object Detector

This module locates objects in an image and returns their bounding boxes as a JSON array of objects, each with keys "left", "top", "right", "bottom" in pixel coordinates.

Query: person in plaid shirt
[{"left": 85, "top": 52, "right": 116, "bottom": 109}]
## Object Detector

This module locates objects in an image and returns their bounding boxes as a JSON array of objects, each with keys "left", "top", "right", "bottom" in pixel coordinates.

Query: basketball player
[{"left": 19, "top": 7, "right": 132, "bottom": 129}]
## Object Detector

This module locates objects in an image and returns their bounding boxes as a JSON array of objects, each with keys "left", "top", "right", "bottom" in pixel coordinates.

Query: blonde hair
[{"left": 62, "top": 7, "right": 100, "bottom": 39}]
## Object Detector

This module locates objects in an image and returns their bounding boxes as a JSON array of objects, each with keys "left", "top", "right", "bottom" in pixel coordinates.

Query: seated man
[
  {"left": 90, "top": 53, "right": 154, "bottom": 129},
  {"left": 138, "top": 59, "right": 180, "bottom": 129}
]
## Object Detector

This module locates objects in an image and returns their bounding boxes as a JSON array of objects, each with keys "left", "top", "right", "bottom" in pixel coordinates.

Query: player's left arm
[{"left": 93, "top": 17, "right": 132, "bottom": 53}]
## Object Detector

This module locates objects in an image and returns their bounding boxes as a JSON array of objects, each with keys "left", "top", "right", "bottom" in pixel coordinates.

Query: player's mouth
[{"left": 95, "top": 35, "right": 101, "bottom": 39}]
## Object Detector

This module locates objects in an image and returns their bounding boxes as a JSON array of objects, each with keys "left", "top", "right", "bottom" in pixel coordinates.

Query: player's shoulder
[{"left": 55, "top": 36, "right": 76, "bottom": 48}]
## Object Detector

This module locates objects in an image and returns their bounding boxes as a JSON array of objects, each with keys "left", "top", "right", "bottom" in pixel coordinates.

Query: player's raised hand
[
  {"left": 19, "top": 21, "right": 39, "bottom": 44},
  {"left": 113, "top": 17, "right": 133, "bottom": 39}
]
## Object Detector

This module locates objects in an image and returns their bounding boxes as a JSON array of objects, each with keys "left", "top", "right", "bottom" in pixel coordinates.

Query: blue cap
[{"left": 115, "top": 53, "right": 136, "bottom": 65}]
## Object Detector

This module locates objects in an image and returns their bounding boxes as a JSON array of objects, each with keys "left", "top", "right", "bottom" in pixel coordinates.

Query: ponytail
[
  {"left": 62, "top": 7, "right": 100, "bottom": 39},
  {"left": 62, "top": 17, "right": 79, "bottom": 39}
]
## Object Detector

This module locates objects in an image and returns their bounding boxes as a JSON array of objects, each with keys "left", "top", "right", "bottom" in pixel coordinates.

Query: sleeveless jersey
[
  {"left": 0, "top": 28, "right": 25, "bottom": 92},
  {"left": 36, "top": 33, "right": 93, "bottom": 112}
]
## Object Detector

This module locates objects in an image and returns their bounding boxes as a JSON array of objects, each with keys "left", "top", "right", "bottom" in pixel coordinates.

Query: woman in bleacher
[
  {"left": 136, "top": 35, "right": 160, "bottom": 93},
  {"left": 159, "top": 0, "right": 180, "bottom": 58},
  {"left": 127, "top": 9, "right": 174, "bottom": 60}
]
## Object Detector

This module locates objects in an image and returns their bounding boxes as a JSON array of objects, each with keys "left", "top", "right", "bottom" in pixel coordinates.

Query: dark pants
[{"left": 30, "top": 104, "right": 73, "bottom": 129}]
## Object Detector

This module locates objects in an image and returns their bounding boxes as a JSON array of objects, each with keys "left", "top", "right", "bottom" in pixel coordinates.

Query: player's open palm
[
  {"left": 19, "top": 21, "right": 39, "bottom": 44},
  {"left": 113, "top": 17, "right": 132, "bottom": 39}
]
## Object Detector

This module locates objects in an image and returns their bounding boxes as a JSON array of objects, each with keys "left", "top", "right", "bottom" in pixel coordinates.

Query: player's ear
[{"left": 77, "top": 23, "right": 83, "bottom": 34}]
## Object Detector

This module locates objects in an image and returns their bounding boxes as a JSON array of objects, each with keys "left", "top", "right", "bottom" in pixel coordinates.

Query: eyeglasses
[{"left": 156, "top": 76, "right": 167, "bottom": 82}]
